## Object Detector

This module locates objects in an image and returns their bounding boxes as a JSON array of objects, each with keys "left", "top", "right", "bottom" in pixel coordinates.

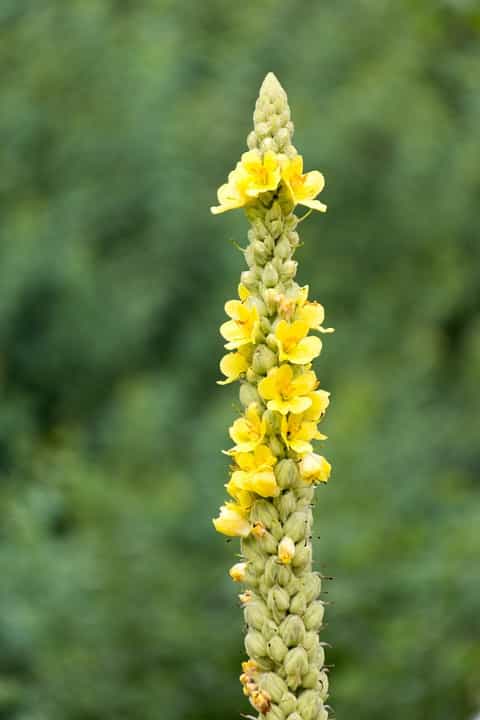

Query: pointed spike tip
[{"left": 260, "top": 71, "right": 285, "bottom": 97}]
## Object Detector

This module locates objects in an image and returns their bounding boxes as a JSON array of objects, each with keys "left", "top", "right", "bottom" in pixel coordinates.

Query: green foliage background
[{"left": 1, "top": 2, "right": 479, "bottom": 719}]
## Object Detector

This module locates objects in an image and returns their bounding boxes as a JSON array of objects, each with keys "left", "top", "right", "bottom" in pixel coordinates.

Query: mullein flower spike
[{"left": 211, "top": 72, "right": 333, "bottom": 720}]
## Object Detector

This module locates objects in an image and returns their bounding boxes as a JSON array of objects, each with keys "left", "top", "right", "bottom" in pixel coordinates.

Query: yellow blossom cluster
[
  {"left": 213, "top": 275, "right": 333, "bottom": 538},
  {"left": 211, "top": 151, "right": 327, "bottom": 215}
]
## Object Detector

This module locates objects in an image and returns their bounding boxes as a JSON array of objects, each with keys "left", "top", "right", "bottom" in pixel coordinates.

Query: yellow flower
[
  {"left": 220, "top": 300, "right": 259, "bottom": 350},
  {"left": 225, "top": 476, "right": 255, "bottom": 511},
  {"left": 303, "top": 390, "right": 330, "bottom": 422},
  {"left": 278, "top": 536, "right": 296, "bottom": 564},
  {"left": 281, "top": 155, "right": 327, "bottom": 212},
  {"left": 228, "top": 403, "right": 266, "bottom": 453},
  {"left": 210, "top": 151, "right": 281, "bottom": 214},
  {"left": 229, "top": 562, "right": 247, "bottom": 582},
  {"left": 240, "top": 150, "right": 281, "bottom": 197},
  {"left": 275, "top": 319, "right": 322, "bottom": 364},
  {"left": 217, "top": 346, "right": 251, "bottom": 385},
  {"left": 229, "top": 444, "right": 279, "bottom": 498},
  {"left": 281, "top": 413, "right": 326, "bottom": 455},
  {"left": 296, "top": 301, "right": 334, "bottom": 334},
  {"left": 212, "top": 502, "right": 251, "bottom": 537},
  {"left": 299, "top": 452, "right": 331, "bottom": 484},
  {"left": 258, "top": 364, "right": 317, "bottom": 415}
]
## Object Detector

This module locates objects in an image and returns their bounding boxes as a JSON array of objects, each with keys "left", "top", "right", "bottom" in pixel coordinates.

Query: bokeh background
[{"left": 1, "top": 2, "right": 479, "bottom": 719}]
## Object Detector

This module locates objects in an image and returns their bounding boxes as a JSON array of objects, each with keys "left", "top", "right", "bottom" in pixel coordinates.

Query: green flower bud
[
  {"left": 252, "top": 344, "right": 277, "bottom": 375},
  {"left": 259, "top": 673, "right": 288, "bottom": 703},
  {"left": 265, "top": 706, "right": 284, "bottom": 720},
  {"left": 275, "top": 234, "right": 291, "bottom": 259},
  {"left": 275, "top": 489, "right": 297, "bottom": 521},
  {"left": 269, "top": 219, "right": 284, "bottom": 240},
  {"left": 270, "top": 519, "right": 284, "bottom": 541},
  {"left": 239, "top": 382, "right": 261, "bottom": 408},
  {"left": 250, "top": 499, "right": 279, "bottom": 528},
  {"left": 264, "top": 555, "right": 279, "bottom": 586},
  {"left": 279, "top": 615, "right": 305, "bottom": 647},
  {"left": 267, "top": 585, "right": 290, "bottom": 614},
  {"left": 284, "top": 646, "right": 309, "bottom": 678},
  {"left": 280, "top": 260, "right": 297, "bottom": 280},
  {"left": 285, "top": 714, "right": 302, "bottom": 720},
  {"left": 266, "top": 332, "right": 278, "bottom": 351},
  {"left": 245, "top": 630, "right": 268, "bottom": 659},
  {"left": 301, "top": 667, "right": 319, "bottom": 689},
  {"left": 300, "top": 573, "right": 322, "bottom": 603},
  {"left": 253, "top": 239, "right": 269, "bottom": 265},
  {"left": 289, "top": 591, "right": 307, "bottom": 616},
  {"left": 275, "top": 459, "right": 299, "bottom": 490},
  {"left": 292, "top": 542, "right": 312, "bottom": 570},
  {"left": 263, "top": 409, "right": 282, "bottom": 434},
  {"left": 283, "top": 511, "right": 308, "bottom": 543},
  {"left": 262, "top": 618, "right": 280, "bottom": 641},
  {"left": 267, "top": 634, "right": 288, "bottom": 663},
  {"left": 304, "top": 601, "right": 325, "bottom": 631},
  {"left": 240, "top": 269, "right": 258, "bottom": 289},
  {"left": 246, "top": 367, "right": 260, "bottom": 384},
  {"left": 297, "top": 690, "right": 320, "bottom": 720},
  {"left": 318, "top": 670, "right": 329, "bottom": 700},
  {"left": 244, "top": 244, "right": 256, "bottom": 268},
  {"left": 277, "top": 563, "right": 293, "bottom": 587},
  {"left": 288, "top": 230, "right": 300, "bottom": 247},
  {"left": 263, "top": 262, "right": 279, "bottom": 287},
  {"left": 279, "top": 692, "right": 297, "bottom": 715},
  {"left": 269, "top": 435, "right": 285, "bottom": 458},
  {"left": 260, "top": 531, "right": 278, "bottom": 555},
  {"left": 260, "top": 318, "right": 272, "bottom": 338},
  {"left": 244, "top": 599, "right": 269, "bottom": 630}
]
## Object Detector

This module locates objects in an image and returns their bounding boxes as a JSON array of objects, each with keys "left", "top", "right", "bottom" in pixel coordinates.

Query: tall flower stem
[{"left": 212, "top": 73, "right": 333, "bottom": 720}]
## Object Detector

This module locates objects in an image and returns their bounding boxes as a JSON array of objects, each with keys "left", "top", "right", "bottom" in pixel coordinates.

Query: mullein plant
[{"left": 211, "top": 73, "right": 333, "bottom": 720}]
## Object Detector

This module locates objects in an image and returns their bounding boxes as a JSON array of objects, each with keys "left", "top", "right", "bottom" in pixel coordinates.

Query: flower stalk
[{"left": 211, "top": 72, "right": 333, "bottom": 720}]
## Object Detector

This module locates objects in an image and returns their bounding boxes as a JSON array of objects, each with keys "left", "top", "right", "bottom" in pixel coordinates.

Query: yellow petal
[
  {"left": 283, "top": 335, "right": 322, "bottom": 365},
  {"left": 217, "top": 352, "right": 249, "bottom": 385},
  {"left": 247, "top": 469, "right": 279, "bottom": 498},
  {"left": 212, "top": 503, "right": 251, "bottom": 537}
]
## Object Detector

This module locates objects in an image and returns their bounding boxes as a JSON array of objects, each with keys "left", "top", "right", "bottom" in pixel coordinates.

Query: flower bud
[
  {"left": 283, "top": 512, "right": 308, "bottom": 543},
  {"left": 277, "top": 563, "right": 293, "bottom": 587},
  {"left": 245, "top": 630, "right": 267, "bottom": 659},
  {"left": 244, "top": 244, "right": 256, "bottom": 268},
  {"left": 304, "top": 601, "right": 325, "bottom": 631},
  {"left": 285, "top": 714, "right": 302, "bottom": 720},
  {"left": 279, "top": 692, "right": 297, "bottom": 715},
  {"left": 260, "top": 316, "right": 272, "bottom": 335},
  {"left": 253, "top": 240, "right": 269, "bottom": 265},
  {"left": 250, "top": 499, "right": 279, "bottom": 528},
  {"left": 262, "top": 618, "right": 279, "bottom": 641},
  {"left": 292, "top": 542, "right": 311, "bottom": 570},
  {"left": 259, "top": 531, "right": 278, "bottom": 555},
  {"left": 289, "top": 591, "right": 307, "bottom": 616},
  {"left": 318, "top": 670, "right": 329, "bottom": 700},
  {"left": 300, "top": 573, "right": 322, "bottom": 603},
  {"left": 269, "top": 219, "right": 283, "bottom": 240},
  {"left": 262, "top": 262, "right": 279, "bottom": 287},
  {"left": 266, "top": 332, "right": 278, "bottom": 351},
  {"left": 252, "top": 344, "right": 277, "bottom": 375},
  {"left": 284, "top": 647, "right": 309, "bottom": 678},
  {"left": 265, "top": 706, "right": 284, "bottom": 720},
  {"left": 244, "top": 599, "right": 269, "bottom": 630},
  {"left": 259, "top": 673, "right": 288, "bottom": 703},
  {"left": 275, "top": 234, "right": 291, "bottom": 259},
  {"left": 278, "top": 536, "right": 295, "bottom": 564},
  {"left": 263, "top": 409, "right": 281, "bottom": 435},
  {"left": 229, "top": 562, "right": 247, "bottom": 582},
  {"left": 301, "top": 667, "right": 319, "bottom": 689},
  {"left": 274, "top": 459, "right": 299, "bottom": 490},
  {"left": 264, "top": 556, "right": 279, "bottom": 586},
  {"left": 279, "top": 615, "right": 305, "bottom": 647},
  {"left": 317, "top": 703, "right": 328, "bottom": 720},
  {"left": 296, "top": 690, "right": 320, "bottom": 720},
  {"left": 267, "top": 585, "right": 290, "bottom": 613},
  {"left": 280, "top": 260, "right": 297, "bottom": 280},
  {"left": 240, "top": 270, "right": 258, "bottom": 289},
  {"left": 246, "top": 130, "right": 258, "bottom": 149},
  {"left": 267, "top": 635, "right": 288, "bottom": 663},
  {"left": 239, "top": 382, "right": 261, "bottom": 408},
  {"left": 269, "top": 435, "right": 285, "bottom": 458}
]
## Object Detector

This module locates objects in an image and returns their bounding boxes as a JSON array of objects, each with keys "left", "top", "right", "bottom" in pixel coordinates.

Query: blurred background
[{"left": 1, "top": 1, "right": 479, "bottom": 719}]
